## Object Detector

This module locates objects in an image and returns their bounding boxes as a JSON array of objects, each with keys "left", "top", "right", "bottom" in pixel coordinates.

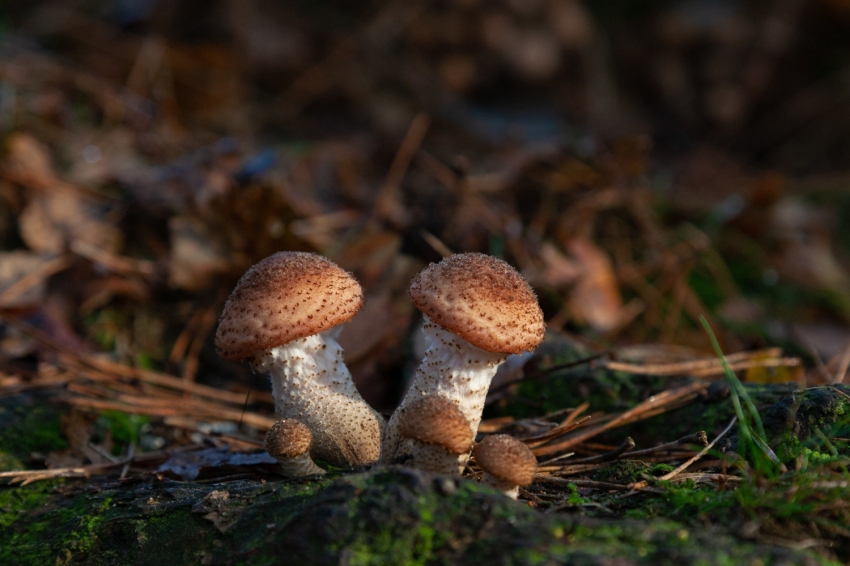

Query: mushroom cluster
[
  {"left": 216, "top": 252, "right": 384, "bottom": 468},
  {"left": 217, "top": 251, "right": 543, "bottom": 496},
  {"left": 381, "top": 253, "right": 545, "bottom": 467}
]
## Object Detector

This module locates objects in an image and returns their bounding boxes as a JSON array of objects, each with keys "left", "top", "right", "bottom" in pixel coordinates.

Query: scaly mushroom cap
[
  {"left": 409, "top": 253, "right": 544, "bottom": 355},
  {"left": 397, "top": 396, "right": 474, "bottom": 455},
  {"left": 215, "top": 252, "right": 364, "bottom": 360},
  {"left": 473, "top": 434, "right": 537, "bottom": 487},
  {"left": 264, "top": 419, "right": 313, "bottom": 459}
]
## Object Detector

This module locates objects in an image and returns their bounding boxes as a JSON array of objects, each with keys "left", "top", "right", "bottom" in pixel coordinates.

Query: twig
[
  {"left": 667, "top": 473, "right": 741, "bottom": 484},
  {"left": 0, "top": 256, "right": 71, "bottom": 306},
  {"left": 70, "top": 240, "right": 155, "bottom": 277},
  {"left": 87, "top": 441, "right": 120, "bottom": 464},
  {"left": 604, "top": 350, "right": 801, "bottom": 377},
  {"left": 832, "top": 339, "right": 850, "bottom": 384},
  {"left": 419, "top": 229, "right": 453, "bottom": 258},
  {"left": 374, "top": 112, "right": 431, "bottom": 226},
  {"left": 545, "top": 463, "right": 609, "bottom": 476},
  {"left": 532, "top": 381, "right": 708, "bottom": 457},
  {"left": 536, "top": 475, "right": 666, "bottom": 494},
  {"left": 622, "top": 431, "right": 708, "bottom": 459},
  {"left": 0, "top": 311, "right": 271, "bottom": 406},
  {"left": 120, "top": 444, "right": 135, "bottom": 480},
  {"left": 62, "top": 395, "right": 276, "bottom": 430},
  {"left": 488, "top": 352, "right": 610, "bottom": 397},
  {"left": 658, "top": 417, "right": 737, "bottom": 481},
  {"left": 0, "top": 443, "right": 206, "bottom": 485},
  {"left": 565, "top": 437, "right": 635, "bottom": 464},
  {"left": 561, "top": 402, "right": 590, "bottom": 427},
  {"left": 521, "top": 416, "right": 592, "bottom": 446},
  {"left": 536, "top": 452, "right": 576, "bottom": 467},
  {"left": 182, "top": 300, "right": 222, "bottom": 383}
]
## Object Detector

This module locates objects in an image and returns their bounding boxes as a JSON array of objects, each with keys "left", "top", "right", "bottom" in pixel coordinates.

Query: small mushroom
[
  {"left": 382, "top": 253, "right": 544, "bottom": 464},
  {"left": 472, "top": 434, "right": 537, "bottom": 500},
  {"left": 264, "top": 419, "right": 326, "bottom": 477},
  {"left": 397, "top": 395, "right": 474, "bottom": 475},
  {"left": 216, "top": 252, "right": 385, "bottom": 467}
]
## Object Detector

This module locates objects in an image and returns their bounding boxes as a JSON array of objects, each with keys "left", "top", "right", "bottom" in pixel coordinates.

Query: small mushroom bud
[
  {"left": 472, "top": 434, "right": 538, "bottom": 500},
  {"left": 264, "top": 419, "right": 326, "bottom": 478},
  {"left": 397, "top": 395, "right": 474, "bottom": 475},
  {"left": 382, "top": 253, "right": 545, "bottom": 465},
  {"left": 216, "top": 252, "right": 385, "bottom": 467}
]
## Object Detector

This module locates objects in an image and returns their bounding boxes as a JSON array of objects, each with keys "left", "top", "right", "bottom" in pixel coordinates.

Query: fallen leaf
[
  {"left": 566, "top": 237, "right": 623, "bottom": 332},
  {"left": 19, "top": 191, "right": 122, "bottom": 254},
  {"left": 168, "top": 215, "right": 231, "bottom": 291},
  {"left": 539, "top": 242, "right": 580, "bottom": 287},
  {"left": 0, "top": 251, "right": 60, "bottom": 308}
]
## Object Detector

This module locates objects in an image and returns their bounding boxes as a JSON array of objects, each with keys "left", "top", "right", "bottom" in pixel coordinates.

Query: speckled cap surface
[
  {"left": 216, "top": 252, "right": 364, "bottom": 359},
  {"left": 264, "top": 419, "right": 313, "bottom": 459},
  {"left": 409, "top": 253, "right": 544, "bottom": 354},
  {"left": 473, "top": 434, "right": 537, "bottom": 486},
  {"left": 397, "top": 395, "right": 474, "bottom": 454}
]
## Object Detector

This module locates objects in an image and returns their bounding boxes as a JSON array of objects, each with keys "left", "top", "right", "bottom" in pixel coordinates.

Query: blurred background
[{"left": 0, "top": 0, "right": 849, "bottom": 426}]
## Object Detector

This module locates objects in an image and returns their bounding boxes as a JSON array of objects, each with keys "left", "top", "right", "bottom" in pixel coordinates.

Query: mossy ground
[
  {"left": 0, "top": 394, "right": 67, "bottom": 470},
  {"left": 0, "top": 468, "right": 836, "bottom": 566},
  {"left": 1, "top": 383, "right": 848, "bottom": 564}
]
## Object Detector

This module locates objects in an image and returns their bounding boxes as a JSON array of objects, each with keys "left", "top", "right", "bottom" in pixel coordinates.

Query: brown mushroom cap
[
  {"left": 215, "top": 252, "right": 364, "bottom": 360},
  {"left": 409, "top": 253, "right": 544, "bottom": 355},
  {"left": 473, "top": 434, "right": 537, "bottom": 486},
  {"left": 264, "top": 419, "right": 313, "bottom": 459},
  {"left": 397, "top": 396, "right": 474, "bottom": 454}
]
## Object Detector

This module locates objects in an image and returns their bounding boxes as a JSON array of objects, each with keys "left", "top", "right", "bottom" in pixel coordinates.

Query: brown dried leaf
[
  {"left": 168, "top": 215, "right": 231, "bottom": 291},
  {"left": 19, "top": 191, "right": 122, "bottom": 254},
  {"left": 0, "top": 251, "right": 58, "bottom": 308},
  {"left": 45, "top": 408, "right": 101, "bottom": 469},
  {"left": 566, "top": 237, "right": 623, "bottom": 332},
  {"left": 5, "top": 133, "right": 55, "bottom": 178},
  {"left": 539, "top": 242, "right": 580, "bottom": 287}
]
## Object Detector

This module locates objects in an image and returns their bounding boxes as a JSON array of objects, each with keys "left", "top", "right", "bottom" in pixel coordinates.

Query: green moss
[
  {"left": 96, "top": 410, "right": 149, "bottom": 454},
  {"left": 85, "top": 309, "right": 126, "bottom": 352},
  {"left": 594, "top": 460, "right": 650, "bottom": 484},
  {"left": 619, "top": 382, "right": 798, "bottom": 448},
  {"left": 55, "top": 496, "right": 113, "bottom": 564},
  {"left": 131, "top": 509, "right": 215, "bottom": 566},
  {"left": 0, "top": 480, "right": 59, "bottom": 529},
  {"left": 762, "top": 385, "right": 850, "bottom": 463},
  {"left": 0, "top": 452, "right": 24, "bottom": 472},
  {"left": 493, "top": 335, "right": 665, "bottom": 420},
  {"left": 649, "top": 463, "right": 676, "bottom": 475},
  {"left": 0, "top": 482, "right": 114, "bottom": 565},
  {"left": 0, "top": 468, "right": 839, "bottom": 565},
  {"left": 0, "top": 400, "right": 66, "bottom": 461}
]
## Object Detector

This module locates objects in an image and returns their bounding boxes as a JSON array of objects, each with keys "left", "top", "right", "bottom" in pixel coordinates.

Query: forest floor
[{"left": 1, "top": 1, "right": 850, "bottom": 564}]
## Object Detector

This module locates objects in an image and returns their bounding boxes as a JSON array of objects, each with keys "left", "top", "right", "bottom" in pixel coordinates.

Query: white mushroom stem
[
  {"left": 253, "top": 326, "right": 385, "bottom": 467},
  {"left": 481, "top": 473, "right": 520, "bottom": 500},
  {"left": 382, "top": 317, "right": 506, "bottom": 463},
  {"left": 411, "top": 442, "right": 466, "bottom": 475}
]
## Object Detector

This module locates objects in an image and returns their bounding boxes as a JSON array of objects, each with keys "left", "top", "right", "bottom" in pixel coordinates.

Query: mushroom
[
  {"left": 264, "top": 419, "right": 326, "bottom": 477},
  {"left": 216, "top": 251, "right": 384, "bottom": 467},
  {"left": 381, "top": 253, "right": 544, "bottom": 464},
  {"left": 397, "top": 395, "right": 474, "bottom": 475},
  {"left": 472, "top": 434, "right": 537, "bottom": 499}
]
